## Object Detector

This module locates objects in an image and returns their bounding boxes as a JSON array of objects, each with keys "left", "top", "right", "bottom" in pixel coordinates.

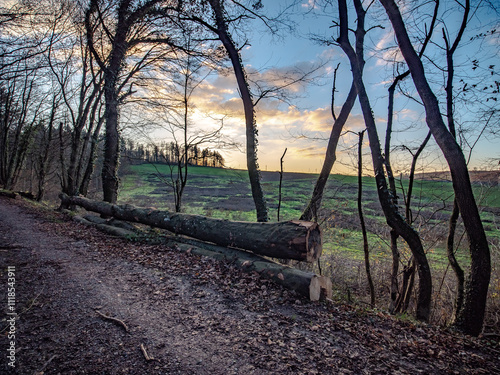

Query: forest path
[{"left": 0, "top": 196, "right": 498, "bottom": 374}]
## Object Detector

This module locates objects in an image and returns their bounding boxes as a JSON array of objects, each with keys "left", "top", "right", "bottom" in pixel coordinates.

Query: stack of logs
[{"left": 60, "top": 193, "right": 332, "bottom": 301}]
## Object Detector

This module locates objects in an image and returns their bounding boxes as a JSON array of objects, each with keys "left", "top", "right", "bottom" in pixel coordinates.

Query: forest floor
[{"left": 0, "top": 196, "right": 499, "bottom": 374}]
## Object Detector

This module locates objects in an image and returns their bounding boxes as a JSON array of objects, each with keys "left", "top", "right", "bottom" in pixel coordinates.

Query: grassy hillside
[
  {"left": 119, "top": 162, "right": 499, "bottom": 260},
  {"left": 120, "top": 163, "right": 380, "bottom": 220},
  {"left": 119, "top": 163, "right": 499, "bottom": 232}
]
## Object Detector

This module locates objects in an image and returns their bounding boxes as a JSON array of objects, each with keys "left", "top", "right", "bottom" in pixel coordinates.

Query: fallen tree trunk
[
  {"left": 0, "top": 189, "right": 19, "bottom": 199},
  {"left": 60, "top": 194, "right": 322, "bottom": 262},
  {"left": 69, "top": 211, "right": 331, "bottom": 300},
  {"left": 0, "top": 189, "right": 37, "bottom": 200},
  {"left": 168, "top": 236, "right": 332, "bottom": 301},
  {"left": 72, "top": 215, "right": 139, "bottom": 239}
]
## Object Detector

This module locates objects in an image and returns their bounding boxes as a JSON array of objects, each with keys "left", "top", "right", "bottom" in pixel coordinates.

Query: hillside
[{"left": 414, "top": 170, "right": 499, "bottom": 185}]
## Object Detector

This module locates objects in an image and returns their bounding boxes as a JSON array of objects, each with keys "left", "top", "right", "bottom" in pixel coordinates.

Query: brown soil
[{"left": 1, "top": 196, "right": 499, "bottom": 374}]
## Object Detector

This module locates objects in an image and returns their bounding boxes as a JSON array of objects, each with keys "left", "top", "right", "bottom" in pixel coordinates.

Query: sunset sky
[{"left": 142, "top": 1, "right": 499, "bottom": 175}]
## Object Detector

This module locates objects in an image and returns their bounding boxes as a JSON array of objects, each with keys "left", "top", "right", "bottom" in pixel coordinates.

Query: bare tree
[
  {"left": 441, "top": 0, "right": 470, "bottom": 323},
  {"left": 196, "top": 0, "right": 269, "bottom": 221},
  {"left": 181, "top": 1, "right": 321, "bottom": 221},
  {"left": 0, "top": 1, "right": 56, "bottom": 191},
  {"left": 85, "top": 0, "right": 181, "bottom": 204},
  {"left": 46, "top": 11, "right": 104, "bottom": 199},
  {"left": 337, "top": 0, "right": 432, "bottom": 321},
  {"left": 0, "top": 0, "right": 105, "bottom": 200},
  {"left": 379, "top": 0, "right": 491, "bottom": 336},
  {"left": 382, "top": 0, "right": 439, "bottom": 313},
  {"left": 34, "top": 93, "right": 60, "bottom": 201},
  {"left": 164, "top": 38, "right": 224, "bottom": 213},
  {"left": 391, "top": 130, "right": 432, "bottom": 314},
  {"left": 0, "top": 65, "right": 48, "bottom": 190},
  {"left": 131, "top": 28, "right": 232, "bottom": 212}
]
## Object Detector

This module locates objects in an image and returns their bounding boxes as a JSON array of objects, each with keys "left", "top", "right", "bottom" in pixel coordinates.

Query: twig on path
[
  {"left": 95, "top": 310, "right": 129, "bottom": 332},
  {"left": 21, "top": 290, "right": 44, "bottom": 315},
  {"left": 33, "top": 354, "right": 57, "bottom": 375},
  {"left": 140, "top": 343, "right": 154, "bottom": 361}
]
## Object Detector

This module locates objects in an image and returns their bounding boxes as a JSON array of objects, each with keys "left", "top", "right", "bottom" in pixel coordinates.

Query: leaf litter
[{"left": 0, "top": 196, "right": 499, "bottom": 374}]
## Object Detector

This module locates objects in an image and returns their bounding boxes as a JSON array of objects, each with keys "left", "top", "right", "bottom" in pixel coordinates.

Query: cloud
[
  {"left": 190, "top": 60, "right": 330, "bottom": 121},
  {"left": 397, "top": 108, "right": 419, "bottom": 121},
  {"left": 294, "top": 145, "right": 327, "bottom": 158},
  {"left": 191, "top": 71, "right": 368, "bottom": 140},
  {"left": 159, "top": 61, "right": 372, "bottom": 173},
  {"left": 301, "top": 0, "right": 319, "bottom": 9},
  {"left": 371, "top": 29, "right": 404, "bottom": 66}
]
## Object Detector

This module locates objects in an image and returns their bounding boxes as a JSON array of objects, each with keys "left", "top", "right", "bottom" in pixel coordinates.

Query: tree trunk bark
[
  {"left": 86, "top": 0, "right": 129, "bottom": 205},
  {"left": 301, "top": 83, "right": 357, "bottom": 221},
  {"left": 80, "top": 111, "right": 104, "bottom": 197},
  {"left": 101, "top": 83, "right": 120, "bottom": 204},
  {"left": 60, "top": 193, "right": 323, "bottom": 262},
  {"left": 380, "top": 0, "right": 491, "bottom": 336},
  {"left": 209, "top": 0, "right": 268, "bottom": 222},
  {"left": 357, "top": 130, "right": 375, "bottom": 307},
  {"left": 389, "top": 229, "right": 399, "bottom": 313},
  {"left": 442, "top": 2, "right": 467, "bottom": 326},
  {"left": 395, "top": 258, "right": 416, "bottom": 314},
  {"left": 447, "top": 199, "right": 465, "bottom": 320},
  {"left": 36, "top": 125, "right": 54, "bottom": 202}
]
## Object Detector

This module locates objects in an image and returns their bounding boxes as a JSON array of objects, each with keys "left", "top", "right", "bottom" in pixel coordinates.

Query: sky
[{"left": 143, "top": 0, "right": 500, "bottom": 175}]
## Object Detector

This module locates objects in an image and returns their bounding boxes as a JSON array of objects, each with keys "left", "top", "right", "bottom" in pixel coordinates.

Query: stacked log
[
  {"left": 60, "top": 193, "right": 322, "bottom": 262},
  {"left": 60, "top": 193, "right": 331, "bottom": 301}
]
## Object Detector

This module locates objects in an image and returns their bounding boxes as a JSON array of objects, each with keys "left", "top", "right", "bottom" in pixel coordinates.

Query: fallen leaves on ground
[{"left": 1, "top": 197, "right": 499, "bottom": 374}]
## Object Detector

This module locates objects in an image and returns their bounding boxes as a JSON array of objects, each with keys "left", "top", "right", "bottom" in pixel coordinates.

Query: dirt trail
[{"left": 0, "top": 196, "right": 499, "bottom": 374}]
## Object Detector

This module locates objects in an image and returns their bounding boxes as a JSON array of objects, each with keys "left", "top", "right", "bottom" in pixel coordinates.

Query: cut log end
[{"left": 309, "top": 275, "right": 333, "bottom": 301}]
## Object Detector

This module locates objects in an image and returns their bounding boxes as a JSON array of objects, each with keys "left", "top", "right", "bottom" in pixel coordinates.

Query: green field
[
  {"left": 119, "top": 163, "right": 499, "bottom": 264},
  {"left": 120, "top": 163, "right": 386, "bottom": 220}
]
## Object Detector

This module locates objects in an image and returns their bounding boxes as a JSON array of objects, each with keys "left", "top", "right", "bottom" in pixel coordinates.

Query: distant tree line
[{"left": 123, "top": 139, "right": 225, "bottom": 168}]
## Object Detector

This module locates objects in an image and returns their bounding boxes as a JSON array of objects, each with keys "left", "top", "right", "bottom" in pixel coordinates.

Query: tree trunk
[
  {"left": 338, "top": 0, "right": 432, "bottom": 321},
  {"left": 394, "top": 258, "right": 416, "bottom": 314},
  {"left": 86, "top": 0, "right": 132, "bottom": 204},
  {"left": 209, "top": 0, "right": 268, "bottom": 222},
  {"left": 59, "top": 193, "right": 323, "bottom": 262},
  {"left": 71, "top": 212, "right": 332, "bottom": 301},
  {"left": 357, "top": 130, "right": 375, "bottom": 307},
  {"left": 36, "top": 105, "right": 56, "bottom": 201},
  {"left": 442, "top": 3, "right": 467, "bottom": 326},
  {"left": 390, "top": 131, "right": 432, "bottom": 312},
  {"left": 78, "top": 90, "right": 104, "bottom": 197},
  {"left": 389, "top": 229, "right": 399, "bottom": 313},
  {"left": 66, "top": 79, "right": 102, "bottom": 197},
  {"left": 447, "top": 199, "right": 465, "bottom": 320},
  {"left": 380, "top": 0, "right": 491, "bottom": 336},
  {"left": 301, "top": 82, "right": 357, "bottom": 221},
  {"left": 277, "top": 148, "right": 287, "bottom": 221},
  {"left": 384, "top": 0, "right": 438, "bottom": 314},
  {"left": 101, "top": 80, "right": 121, "bottom": 204}
]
